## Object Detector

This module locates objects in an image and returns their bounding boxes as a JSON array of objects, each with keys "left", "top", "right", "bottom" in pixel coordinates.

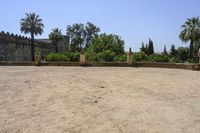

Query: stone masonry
[{"left": 0, "top": 31, "right": 69, "bottom": 61}]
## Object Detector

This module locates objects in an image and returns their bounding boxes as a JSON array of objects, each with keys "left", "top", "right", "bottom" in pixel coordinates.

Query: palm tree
[
  {"left": 20, "top": 13, "right": 44, "bottom": 61},
  {"left": 179, "top": 17, "right": 200, "bottom": 59},
  {"left": 49, "top": 28, "right": 63, "bottom": 53}
]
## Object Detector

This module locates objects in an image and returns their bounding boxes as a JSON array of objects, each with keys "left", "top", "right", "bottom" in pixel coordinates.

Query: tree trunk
[
  {"left": 31, "top": 33, "right": 35, "bottom": 61},
  {"left": 189, "top": 40, "right": 194, "bottom": 59},
  {"left": 55, "top": 40, "right": 58, "bottom": 53}
]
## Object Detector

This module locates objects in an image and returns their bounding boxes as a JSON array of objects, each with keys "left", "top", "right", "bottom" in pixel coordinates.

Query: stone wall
[{"left": 0, "top": 31, "right": 69, "bottom": 61}]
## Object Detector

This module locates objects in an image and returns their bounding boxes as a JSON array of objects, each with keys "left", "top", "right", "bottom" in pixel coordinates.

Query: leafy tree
[
  {"left": 148, "top": 38, "right": 154, "bottom": 55},
  {"left": 89, "top": 33, "right": 124, "bottom": 54},
  {"left": 179, "top": 17, "right": 200, "bottom": 59},
  {"left": 177, "top": 47, "right": 189, "bottom": 62},
  {"left": 163, "top": 45, "right": 168, "bottom": 55},
  {"left": 140, "top": 42, "right": 149, "bottom": 55},
  {"left": 170, "top": 44, "right": 177, "bottom": 57},
  {"left": 86, "top": 33, "right": 125, "bottom": 61},
  {"left": 66, "top": 23, "right": 85, "bottom": 52},
  {"left": 20, "top": 13, "right": 44, "bottom": 61},
  {"left": 85, "top": 22, "right": 100, "bottom": 48},
  {"left": 66, "top": 22, "right": 100, "bottom": 52},
  {"left": 49, "top": 28, "right": 63, "bottom": 53}
]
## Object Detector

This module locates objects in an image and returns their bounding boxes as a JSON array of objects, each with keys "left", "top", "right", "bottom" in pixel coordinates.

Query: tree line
[{"left": 20, "top": 12, "right": 200, "bottom": 62}]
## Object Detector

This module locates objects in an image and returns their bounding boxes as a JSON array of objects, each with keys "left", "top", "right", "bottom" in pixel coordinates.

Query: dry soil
[{"left": 0, "top": 66, "right": 200, "bottom": 133}]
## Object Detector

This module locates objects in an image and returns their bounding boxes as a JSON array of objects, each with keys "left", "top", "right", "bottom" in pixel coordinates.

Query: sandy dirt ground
[{"left": 0, "top": 66, "right": 200, "bottom": 133}]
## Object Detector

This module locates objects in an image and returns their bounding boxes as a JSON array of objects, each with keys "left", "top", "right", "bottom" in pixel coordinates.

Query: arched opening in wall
[{"left": 0, "top": 55, "right": 5, "bottom": 61}]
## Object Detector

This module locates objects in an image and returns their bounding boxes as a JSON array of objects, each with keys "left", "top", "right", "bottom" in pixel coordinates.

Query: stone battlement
[
  {"left": 0, "top": 31, "right": 31, "bottom": 45},
  {"left": 0, "top": 31, "right": 69, "bottom": 61}
]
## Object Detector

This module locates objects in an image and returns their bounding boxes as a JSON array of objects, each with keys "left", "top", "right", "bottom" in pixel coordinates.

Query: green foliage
[
  {"left": 85, "top": 22, "right": 101, "bottom": 48},
  {"left": 86, "top": 51, "right": 126, "bottom": 62},
  {"left": 169, "top": 56, "right": 179, "bottom": 63},
  {"left": 47, "top": 53, "right": 70, "bottom": 62},
  {"left": 47, "top": 52, "right": 79, "bottom": 62},
  {"left": 179, "top": 17, "right": 200, "bottom": 59},
  {"left": 97, "top": 50, "right": 116, "bottom": 62},
  {"left": 145, "top": 44, "right": 149, "bottom": 55},
  {"left": 147, "top": 54, "right": 169, "bottom": 62},
  {"left": 140, "top": 42, "right": 145, "bottom": 53},
  {"left": 85, "top": 49, "right": 98, "bottom": 62},
  {"left": 114, "top": 54, "right": 127, "bottom": 62},
  {"left": 170, "top": 44, "right": 177, "bottom": 57},
  {"left": 179, "top": 17, "right": 200, "bottom": 43},
  {"left": 20, "top": 12, "right": 44, "bottom": 61},
  {"left": 140, "top": 39, "right": 154, "bottom": 55},
  {"left": 66, "top": 23, "right": 85, "bottom": 52},
  {"left": 176, "top": 47, "right": 189, "bottom": 62},
  {"left": 63, "top": 52, "right": 80, "bottom": 62},
  {"left": 133, "top": 52, "right": 147, "bottom": 62},
  {"left": 89, "top": 33, "right": 125, "bottom": 54},
  {"left": 86, "top": 33, "right": 125, "bottom": 62},
  {"left": 49, "top": 28, "right": 63, "bottom": 53},
  {"left": 20, "top": 13, "right": 44, "bottom": 35},
  {"left": 66, "top": 22, "right": 100, "bottom": 52},
  {"left": 148, "top": 38, "right": 154, "bottom": 55},
  {"left": 163, "top": 45, "right": 168, "bottom": 55}
]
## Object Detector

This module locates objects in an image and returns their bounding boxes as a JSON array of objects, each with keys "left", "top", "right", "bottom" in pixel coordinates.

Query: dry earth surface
[{"left": 0, "top": 66, "right": 200, "bottom": 133}]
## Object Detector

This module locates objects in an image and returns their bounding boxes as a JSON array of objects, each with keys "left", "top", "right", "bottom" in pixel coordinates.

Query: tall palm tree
[
  {"left": 179, "top": 17, "right": 200, "bottom": 59},
  {"left": 20, "top": 13, "right": 44, "bottom": 61},
  {"left": 49, "top": 28, "right": 63, "bottom": 53}
]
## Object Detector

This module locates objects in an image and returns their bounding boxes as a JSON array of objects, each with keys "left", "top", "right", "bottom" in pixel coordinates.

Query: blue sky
[{"left": 0, "top": 0, "right": 200, "bottom": 51}]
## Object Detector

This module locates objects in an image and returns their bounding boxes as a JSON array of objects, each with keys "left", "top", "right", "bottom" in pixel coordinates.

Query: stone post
[
  {"left": 127, "top": 48, "right": 133, "bottom": 65},
  {"left": 35, "top": 49, "right": 41, "bottom": 66},
  {"left": 80, "top": 50, "right": 86, "bottom": 65}
]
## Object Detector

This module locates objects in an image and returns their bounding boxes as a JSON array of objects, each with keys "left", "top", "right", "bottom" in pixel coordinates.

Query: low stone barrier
[
  {"left": 85, "top": 62, "right": 129, "bottom": 67},
  {"left": 134, "top": 62, "right": 200, "bottom": 71},
  {"left": 0, "top": 61, "right": 200, "bottom": 71},
  {"left": 0, "top": 61, "right": 34, "bottom": 66},
  {"left": 42, "top": 62, "right": 80, "bottom": 66}
]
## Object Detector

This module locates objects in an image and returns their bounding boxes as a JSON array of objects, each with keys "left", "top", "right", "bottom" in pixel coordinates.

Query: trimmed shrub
[
  {"left": 169, "top": 56, "right": 179, "bottom": 63},
  {"left": 133, "top": 52, "right": 147, "bottom": 62},
  {"left": 114, "top": 54, "right": 127, "bottom": 62},
  {"left": 63, "top": 52, "right": 80, "bottom": 62},
  {"left": 85, "top": 50, "right": 98, "bottom": 62},
  {"left": 147, "top": 54, "right": 169, "bottom": 62},
  {"left": 47, "top": 54, "right": 70, "bottom": 62},
  {"left": 97, "top": 50, "right": 116, "bottom": 62}
]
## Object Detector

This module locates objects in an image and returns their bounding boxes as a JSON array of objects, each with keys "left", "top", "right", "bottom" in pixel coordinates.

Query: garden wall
[
  {"left": 0, "top": 61, "right": 200, "bottom": 71},
  {"left": 134, "top": 62, "right": 200, "bottom": 71}
]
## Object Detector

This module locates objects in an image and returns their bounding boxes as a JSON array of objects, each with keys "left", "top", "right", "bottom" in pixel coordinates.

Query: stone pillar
[
  {"left": 35, "top": 49, "right": 41, "bottom": 66},
  {"left": 127, "top": 48, "right": 133, "bottom": 65},
  {"left": 80, "top": 51, "right": 86, "bottom": 65}
]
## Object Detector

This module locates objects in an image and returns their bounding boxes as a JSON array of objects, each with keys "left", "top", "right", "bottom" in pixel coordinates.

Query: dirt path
[{"left": 0, "top": 66, "right": 200, "bottom": 133}]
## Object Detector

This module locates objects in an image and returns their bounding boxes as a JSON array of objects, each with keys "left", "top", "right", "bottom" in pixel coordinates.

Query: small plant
[
  {"left": 114, "top": 54, "right": 127, "bottom": 62},
  {"left": 97, "top": 50, "right": 116, "bottom": 62},
  {"left": 47, "top": 53, "right": 70, "bottom": 62},
  {"left": 63, "top": 52, "right": 80, "bottom": 61},
  {"left": 133, "top": 52, "right": 147, "bottom": 62},
  {"left": 147, "top": 54, "right": 169, "bottom": 62}
]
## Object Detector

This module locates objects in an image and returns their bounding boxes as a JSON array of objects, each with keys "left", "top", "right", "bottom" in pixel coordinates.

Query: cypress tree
[
  {"left": 148, "top": 38, "right": 154, "bottom": 55},
  {"left": 170, "top": 44, "right": 176, "bottom": 57},
  {"left": 163, "top": 45, "right": 167, "bottom": 55},
  {"left": 145, "top": 43, "right": 149, "bottom": 55},
  {"left": 140, "top": 42, "right": 145, "bottom": 53}
]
